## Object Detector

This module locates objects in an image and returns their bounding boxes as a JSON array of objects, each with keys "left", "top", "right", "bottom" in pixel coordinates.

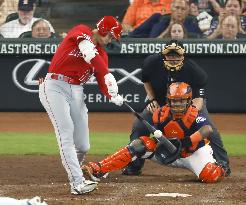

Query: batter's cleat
[
  {"left": 71, "top": 180, "right": 98, "bottom": 195},
  {"left": 82, "top": 163, "right": 108, "bottom": 182}
]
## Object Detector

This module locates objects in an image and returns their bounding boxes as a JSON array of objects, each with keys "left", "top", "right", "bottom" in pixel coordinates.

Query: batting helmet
[
  {"left": 162, "top": 40, "right": 185, "bottom": 71},
  {"left": 167, "top": 82, "right": 192, "bottom": 119},
  {"left": 96, "top": 16, "right": 122, "bottom": 40}
]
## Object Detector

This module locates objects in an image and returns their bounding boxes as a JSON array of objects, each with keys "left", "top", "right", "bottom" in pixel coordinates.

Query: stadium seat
[
  {"left": 18, "top": 31, "right": 32, "bottom": 38},
  {"left": 5, "top": 12, "right": 18, "bottom": 23},
  {"left": 18, "top": 31, "right": 58, "bottom": 38}
]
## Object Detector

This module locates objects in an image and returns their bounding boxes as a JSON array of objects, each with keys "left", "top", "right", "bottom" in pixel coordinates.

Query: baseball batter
[
  {"left": 83, "top": 82, "right": 226, "bottom": 183},
  {"left": 39, "top": 16, "right": 124, "bottom": 195}
]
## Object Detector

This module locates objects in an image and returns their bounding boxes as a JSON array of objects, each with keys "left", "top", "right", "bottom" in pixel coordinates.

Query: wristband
[{"left": 181, "top": 131, "right": 202, "bottom": 148}]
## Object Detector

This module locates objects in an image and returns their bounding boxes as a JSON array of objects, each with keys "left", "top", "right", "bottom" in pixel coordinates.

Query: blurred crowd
[
  {"left": 0, "top": 0, "right": 245, "bottom": 40},
  {"left": 122, "top": 0, "right": 246, "bottom": 39},
  {"left": 0, "top": 0, "right": 57, "bottom": 39}
]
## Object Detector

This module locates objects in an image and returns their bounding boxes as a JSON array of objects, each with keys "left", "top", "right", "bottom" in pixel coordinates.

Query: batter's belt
[{"left": 47, "top": 73, "right": 83, "bottom": 85}]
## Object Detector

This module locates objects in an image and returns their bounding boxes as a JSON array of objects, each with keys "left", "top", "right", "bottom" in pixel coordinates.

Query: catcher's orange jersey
[{"left": 153, "top": 105, "right": 210, "bottom": 157}]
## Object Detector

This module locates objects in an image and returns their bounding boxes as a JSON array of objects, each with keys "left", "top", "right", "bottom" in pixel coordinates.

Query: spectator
[
  {"left": 207, "top": 14, "right": 245, "bottom": 39},
  {"left": 157, "top": 22, "right": 188, "bottom": 39},
  {"left": 122, "top": 0, "right": 172, "bottom": 33},
  {"left": 188, "top": 0, "right": 221, "bottom": 35},
  {"left": 129, "top": 0, "right": 202, "bottom": 38},
  {"left": 224, "top": 0, "right": 242, "bottom": 15},
  {"left": 189, "top": 2, "right": 200, "bottom": 16},
  {"left": 206, "top": 0, "right": 246, "bottom": 36},
  {"left": 31, "top": 18, "right": 53, "bottom": 38},
  {"left": 0, "top": 0, "right": 18, "bottom": 25},
  {"left": 190, "top": 0, "right": 221, "bottom": 15},
  {"left": 0, "top": 0, "right": 54, "bottom": 38},
  {"left": 242, "top": 0, "right": 246, "bottom": 15}
]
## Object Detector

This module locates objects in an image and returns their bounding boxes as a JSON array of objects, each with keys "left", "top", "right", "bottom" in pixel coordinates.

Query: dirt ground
[{"left": 0, "top": 113, "right": 246, "bottom": 205}]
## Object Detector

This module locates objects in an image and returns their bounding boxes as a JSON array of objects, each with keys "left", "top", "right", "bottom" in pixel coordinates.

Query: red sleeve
[
  {"left": 90, "top": 55, "right": 110, "bottom": 98},
  {"left": 69, "top": 24, "right": 93, "bottom": 45},
  {"left": 69, "top": 25, "right": 111, "bottom": 97}
]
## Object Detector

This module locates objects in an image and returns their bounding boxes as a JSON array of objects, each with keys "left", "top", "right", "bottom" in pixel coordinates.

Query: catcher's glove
[{"left": 154, "top": 138, "right": 182, "bottom": 165}]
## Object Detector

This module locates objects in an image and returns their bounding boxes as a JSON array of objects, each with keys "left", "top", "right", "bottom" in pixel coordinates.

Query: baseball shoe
[
  {"left": 225, "top": 167, "right": 231, "bottom": 177},
  {"left": 217, "top": 161, "right": 231, "bottom": 177},
  {"left": 26, "top": 196, "right": 48, "bottom": 205},
  {"left": 122, "top": 167, "right": 142, "bottom": 176},
  {"left": 71, "top": 180, "right": 98, "bottom": 195},
  {"left": 122, "top": 158, "right": 144, "bottom": 176},
  {"left": 82, "top": 163, "right": 108, "bottom": 182}
]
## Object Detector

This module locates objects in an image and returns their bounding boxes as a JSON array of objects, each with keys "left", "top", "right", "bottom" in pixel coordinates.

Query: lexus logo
[
  {"left": 12, "top": 59, "right": 50, "bottom": 93},
  {"left": 12, "top": 58, "right": 143, "bottom": 93}
]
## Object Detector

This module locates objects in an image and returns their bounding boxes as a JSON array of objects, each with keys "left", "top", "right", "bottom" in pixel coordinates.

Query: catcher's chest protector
[
  {"left": 153, "top": 106, "right": 198, "bottom": 140},
  {"left": 164, "top": 121, "right": 185, "bottom": 139}
]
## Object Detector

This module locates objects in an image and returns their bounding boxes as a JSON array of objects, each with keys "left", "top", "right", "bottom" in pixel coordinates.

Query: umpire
[{"left": 122, "top": 40, "right": 231, "bottom": 176}]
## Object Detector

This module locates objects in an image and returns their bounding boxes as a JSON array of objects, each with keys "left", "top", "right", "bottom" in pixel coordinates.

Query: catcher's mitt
[{"left": 154, "top": 138, "right": 182, "bottom": 165}]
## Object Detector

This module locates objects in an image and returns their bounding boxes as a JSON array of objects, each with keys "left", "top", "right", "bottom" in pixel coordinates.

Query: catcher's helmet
[
  {"left": 167, "top": 82, "right": 192, "bottom": 119},
  {"left": 162, "top": 40, "right": 185, "bottom": 71},
  {"left": 96, "top": 16, "right": 122, "bottom": 40}
]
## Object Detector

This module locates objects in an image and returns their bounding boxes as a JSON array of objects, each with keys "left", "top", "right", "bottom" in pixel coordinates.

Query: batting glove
[
  {"left": 111, "top": 94, "right": 124, "bottom": 106},
  {"left": 104, "top": 73, "right": 119, "bottom": 98}
]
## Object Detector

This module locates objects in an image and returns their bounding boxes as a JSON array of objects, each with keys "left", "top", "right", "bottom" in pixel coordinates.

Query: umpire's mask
[{"left": 162, "top": 40, "right": 185, "bottom": 72}]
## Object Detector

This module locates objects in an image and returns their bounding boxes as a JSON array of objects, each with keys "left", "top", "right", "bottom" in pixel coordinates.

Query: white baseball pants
[{"left": 39, "top": 73, "right": 90, "bottom": 187}]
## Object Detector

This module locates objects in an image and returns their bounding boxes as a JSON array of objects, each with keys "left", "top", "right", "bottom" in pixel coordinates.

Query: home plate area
[
  {"left": 145, "top": 193, "right": 192, "bottom": 197},
  {"left": 0, "top": 155, "right": 245, "bottom": 205}
]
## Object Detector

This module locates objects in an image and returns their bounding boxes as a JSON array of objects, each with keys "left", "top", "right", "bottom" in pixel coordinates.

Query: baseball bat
[{"left": 123, "top": 101, "right": 177, "bottom": 154}]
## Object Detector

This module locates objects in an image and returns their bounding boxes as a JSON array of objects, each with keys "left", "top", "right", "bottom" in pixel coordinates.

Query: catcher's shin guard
[
  {"left": 199, "top": 162, "right": 225, "bottom": 183},
  {"left": 83, "top": 147, "right": 133, "bottom": 180},
  {"left": 99, "top": 147, "right": 133, "bottom": 173}
]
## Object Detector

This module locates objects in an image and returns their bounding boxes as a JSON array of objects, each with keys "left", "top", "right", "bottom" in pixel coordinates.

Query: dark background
[{"left": 0, "top": 52, "right": 245, "bottom": 112}]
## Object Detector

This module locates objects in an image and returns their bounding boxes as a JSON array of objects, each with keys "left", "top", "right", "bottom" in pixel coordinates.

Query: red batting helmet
[{"left": 96, "top": 16, "right": 122, "bottom": 40}]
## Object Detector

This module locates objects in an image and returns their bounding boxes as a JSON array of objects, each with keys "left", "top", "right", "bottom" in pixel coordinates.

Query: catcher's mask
[
  {"left": 162, "top": 40, "right": 185, "bottom": 71},
  {"left": 167, "top": 82, "right": 192, "bottom": 120}
]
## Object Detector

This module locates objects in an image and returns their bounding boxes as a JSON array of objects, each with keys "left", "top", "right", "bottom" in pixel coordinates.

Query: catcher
[{"left": 82, "top": 82, "right": 226, "bottom": 183}]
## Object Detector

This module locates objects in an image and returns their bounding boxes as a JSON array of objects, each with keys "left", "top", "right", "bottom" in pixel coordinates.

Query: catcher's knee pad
[
  {"left": 199, "top": 162, "right": 225, "bottom": 183},
  {"left": 128, "top": 136, "right": 157, "bottom": 158}
]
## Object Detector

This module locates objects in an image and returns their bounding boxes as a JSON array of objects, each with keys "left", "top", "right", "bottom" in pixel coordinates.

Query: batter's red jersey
[{"left": 49, "top": 24, "right": 110, "bottom": 97}]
